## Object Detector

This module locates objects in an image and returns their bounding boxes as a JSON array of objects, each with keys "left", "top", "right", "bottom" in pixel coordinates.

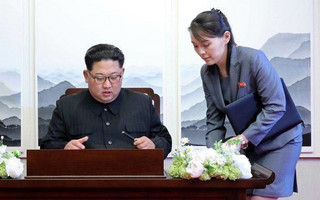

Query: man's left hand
[{"left": 134, "top": 136, "right": 155, "bottom": 149}]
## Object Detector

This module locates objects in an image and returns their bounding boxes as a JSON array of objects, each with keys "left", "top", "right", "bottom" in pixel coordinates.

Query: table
[{"left": 0, "top": 164, "right": 274, "bottom": 200}]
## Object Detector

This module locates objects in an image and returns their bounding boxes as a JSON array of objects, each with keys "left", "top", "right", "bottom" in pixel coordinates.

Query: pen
[{"left": 121, "top": 131, "right": 137, "bottom": 141}]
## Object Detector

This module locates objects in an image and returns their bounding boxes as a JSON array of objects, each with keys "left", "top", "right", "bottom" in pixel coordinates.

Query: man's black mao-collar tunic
[{"left": 40, "top": 88, "right": 172, "bottom": 158}]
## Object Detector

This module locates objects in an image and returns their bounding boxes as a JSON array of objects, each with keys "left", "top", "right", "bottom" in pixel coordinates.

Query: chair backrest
[{"left": 60, "top": 88, "right": 160, "bottom": 116}]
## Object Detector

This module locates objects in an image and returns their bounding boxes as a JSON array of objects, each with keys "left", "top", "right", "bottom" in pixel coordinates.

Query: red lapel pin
[{"left": 238, "top": 81, "right": 246, "bottom": 88}]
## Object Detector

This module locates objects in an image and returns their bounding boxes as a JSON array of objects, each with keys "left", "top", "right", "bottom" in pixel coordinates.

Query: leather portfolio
[{"left": 226, "top": 78, "right": 303, "bottom": 140}]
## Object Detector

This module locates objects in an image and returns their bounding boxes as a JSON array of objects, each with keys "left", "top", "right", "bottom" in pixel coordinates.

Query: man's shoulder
[
  {"left": 58, "top": 89, "right": 89, "bottom": 105},
  {"left": 121, "top": 88, "right": 151, "bottom": 100},
  {"left": 120, "top": 88, "right": 154, "bottom": 114}
]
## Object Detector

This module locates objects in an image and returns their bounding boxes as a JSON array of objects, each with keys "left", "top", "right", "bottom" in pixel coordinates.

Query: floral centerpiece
[
  {"left": 168, "top": 138, "right": 252, "bottom": 181},
  {"left": 0, "top": 136, "right": 24, "bottom": 179}
]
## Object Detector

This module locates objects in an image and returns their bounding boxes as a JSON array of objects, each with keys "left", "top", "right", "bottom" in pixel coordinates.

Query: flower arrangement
[
  {"left": 168, "top": 138, "right": 252, "bottom": 181},
  {"left": 0, "top": 136, "right": 24, "bottom": 179}
]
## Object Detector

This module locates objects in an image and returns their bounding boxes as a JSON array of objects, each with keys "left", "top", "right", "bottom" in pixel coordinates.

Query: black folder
[{"left": 225, "top": 78, "right": 303, "bottom": 140}]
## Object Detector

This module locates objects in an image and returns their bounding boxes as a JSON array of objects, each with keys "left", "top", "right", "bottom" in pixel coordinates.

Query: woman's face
[{"left": 190, "top": 31, "right": 230, "bottom": 66}]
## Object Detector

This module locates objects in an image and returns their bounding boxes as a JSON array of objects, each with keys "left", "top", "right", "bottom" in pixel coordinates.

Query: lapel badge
[{"left": 238, "top": 81, "right": 246, "bottom": 88}]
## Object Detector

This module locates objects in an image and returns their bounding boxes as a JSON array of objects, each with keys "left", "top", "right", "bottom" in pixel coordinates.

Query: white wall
[{"left": 284, "top": 159, "right": 320, "bottom": 200}]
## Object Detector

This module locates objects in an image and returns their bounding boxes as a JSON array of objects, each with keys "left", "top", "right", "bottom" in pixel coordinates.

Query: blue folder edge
[{"left": 225, "top": 78, "right": 303, "bottom": 140}]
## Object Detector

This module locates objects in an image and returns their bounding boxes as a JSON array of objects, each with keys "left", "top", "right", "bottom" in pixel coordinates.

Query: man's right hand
[{"left": 64, "top": 136, "right": 89, "bottom": 149}]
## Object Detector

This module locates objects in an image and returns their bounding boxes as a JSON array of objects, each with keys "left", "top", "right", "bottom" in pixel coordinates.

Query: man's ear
[{"left": 83, "top": 70, "right": 89, "bottom": 83}]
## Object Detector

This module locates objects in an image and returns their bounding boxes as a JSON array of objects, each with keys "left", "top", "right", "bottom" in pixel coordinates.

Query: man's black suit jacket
[{"left": 40, "top": 88, "right": 172, "bottom": 158}]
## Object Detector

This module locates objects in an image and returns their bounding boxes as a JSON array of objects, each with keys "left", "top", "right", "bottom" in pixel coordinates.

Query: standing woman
[{"left": 189, "top": 8, "right": 302, "bottom": 200}]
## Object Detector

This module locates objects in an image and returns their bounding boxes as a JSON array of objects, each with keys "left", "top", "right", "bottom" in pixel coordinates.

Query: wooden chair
[{"left": 60, "top": 88, "right": 160, "bottom": 116}]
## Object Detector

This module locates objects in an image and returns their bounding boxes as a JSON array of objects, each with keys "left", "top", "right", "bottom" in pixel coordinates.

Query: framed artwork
[{"left": 0, "top": 0, "right": 23, "bottom": 147}]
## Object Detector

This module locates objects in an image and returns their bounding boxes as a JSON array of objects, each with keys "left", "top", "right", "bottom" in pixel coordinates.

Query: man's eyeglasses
[{"left": 87, "top": 71, "right": 122, "bottom": 85}]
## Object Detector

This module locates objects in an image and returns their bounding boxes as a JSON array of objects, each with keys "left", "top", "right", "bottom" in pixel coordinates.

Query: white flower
[
  {"left": 175, "top": 144, "right": 194, "bottom": 157},
  {"left": 181, "top": 137, "right": 189, "bottom": 145},
  {"left": 221, "top": 143, "right": 239, "bottom": 155},
  {"left": 169, "top": 139, "right": 252, "bottom": 181},
  {"left": 186, "top": 146, "right": 193, "bottom": 153},
  {"left": 186, "top": 160, "right": 204, "bottom": 178},
  {"left": 0, "top": 145, "right": 6, "bottom": 155},
  {"left": 232, "top": 154, "right": 252, "bottom": 179},
  {"left": 215, "top": 154, "right": 226, "bottom": 166},
  {"left": 202, "top": 148, "right": 218, "bottom": 160},
  {"left": 190, "top": 151, "right": 206, "bottom": 164},
  {"left": 5, "top": 157, "right": 24, "bottom": 179}
]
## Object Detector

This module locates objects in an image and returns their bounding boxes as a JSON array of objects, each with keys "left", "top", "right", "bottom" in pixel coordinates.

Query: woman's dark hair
[
  {"left": 85, "top": 44, "right": 125, "bottom": 71},
  {"left": 189, "top": 8, "right": 236, "bottom": 61}
]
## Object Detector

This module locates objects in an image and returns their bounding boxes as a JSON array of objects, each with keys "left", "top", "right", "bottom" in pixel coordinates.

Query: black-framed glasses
[{"left": 87, "top": 71, "right": 122, "bottom": 85}]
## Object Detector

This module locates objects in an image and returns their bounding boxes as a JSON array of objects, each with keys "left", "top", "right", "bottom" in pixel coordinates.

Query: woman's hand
[{"left": 224, "top": 134, "right": 249, "bottom": 151}]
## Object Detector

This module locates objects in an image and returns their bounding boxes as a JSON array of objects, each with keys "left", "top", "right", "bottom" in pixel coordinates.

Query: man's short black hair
[{"left": 85, "top": 44, "right": 125, "bottom": 70}]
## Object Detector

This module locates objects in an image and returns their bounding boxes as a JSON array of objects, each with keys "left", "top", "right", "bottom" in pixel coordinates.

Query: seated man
[{"left": 40, "top": 44, "right": 172, "bottom": 158}]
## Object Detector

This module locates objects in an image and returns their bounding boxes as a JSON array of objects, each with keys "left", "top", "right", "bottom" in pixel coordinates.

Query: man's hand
[
  {"left": 134, "top": 136, "right": 155, "bottom": 149},
  {"left": 64, "top": 136, "right": 89, "bottom": 150}
]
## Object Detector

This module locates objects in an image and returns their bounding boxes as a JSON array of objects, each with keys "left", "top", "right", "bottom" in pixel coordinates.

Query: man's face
[{"left": 84, "top": 59, "right": 124, "bottom": 104}]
